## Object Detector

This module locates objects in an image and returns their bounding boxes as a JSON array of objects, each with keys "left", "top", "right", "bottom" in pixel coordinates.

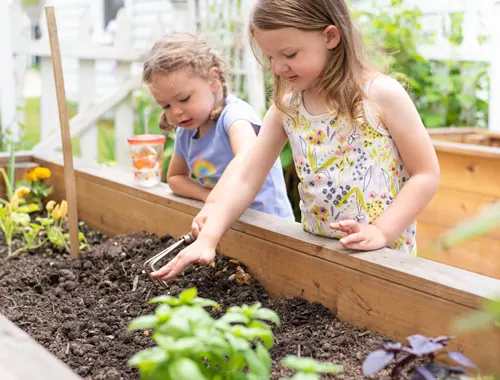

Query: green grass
[{"left": 21, "top": 97, "right": 119, "bottom": 164}]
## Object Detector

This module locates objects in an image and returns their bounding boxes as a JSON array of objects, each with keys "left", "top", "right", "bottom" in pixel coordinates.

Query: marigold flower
[
  {"left": 34, "top": 167, "right": 51, "bottom": 180},
  {"left": 46, "top": 200, "right": 56, "bottom": 211},
  {"left": 23, "top": 170, "right": 37, "bottom": 182},
  {"left": 14, "top": 186, "right": 30, "bottom": 198}
]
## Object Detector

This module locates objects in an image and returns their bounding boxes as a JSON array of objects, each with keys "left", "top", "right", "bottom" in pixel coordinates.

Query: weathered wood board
[{"left": 0, "top": 314, "right": 82, "bottom": 380}]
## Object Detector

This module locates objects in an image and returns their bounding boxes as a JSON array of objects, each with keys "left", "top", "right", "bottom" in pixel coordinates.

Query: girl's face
[
  {"left": 149, "top": 68, "right": 220, "bottom": 131},
  {"left": 253, "top": 26, "right": 340, "bottom": 92}
]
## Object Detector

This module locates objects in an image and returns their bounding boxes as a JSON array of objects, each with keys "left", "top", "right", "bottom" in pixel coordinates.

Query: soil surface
[{"left": 0, "top": 229, "right": 395, "bottom": 379}]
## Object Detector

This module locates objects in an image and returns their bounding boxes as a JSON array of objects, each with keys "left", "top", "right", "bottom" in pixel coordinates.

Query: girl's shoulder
[{"left": 363, "top": 74, "right": 412, "bottom": 133}]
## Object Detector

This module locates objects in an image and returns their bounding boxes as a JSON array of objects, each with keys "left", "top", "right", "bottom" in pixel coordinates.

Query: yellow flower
[
  {"left": 10, "top": 194, "right": 19, "bottom": 211},
  {"left": 34, "top": 167, "right": 51, "bottom": 180},
  {"left": 22, "top": 167, "right": 52, "bottom": 182},
  {"left": 23, "top": 170, "right": 37, "bottom": 182},
  {"left": 52, "top": 204, "right": 61, "bottom": 221},
  {"left": 60, "top": 200, "right": 68, "bottom": 219},
  {"left": 14, "top": 186, "right": 30, "bottom": 198},
  {"left": 46, "top": 200, "right": 56, "bottom": 211}
]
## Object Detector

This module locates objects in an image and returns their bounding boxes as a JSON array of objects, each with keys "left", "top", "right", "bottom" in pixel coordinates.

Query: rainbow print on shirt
[{"left": 192, "top": 155, "right": 217, "bottom": 185}]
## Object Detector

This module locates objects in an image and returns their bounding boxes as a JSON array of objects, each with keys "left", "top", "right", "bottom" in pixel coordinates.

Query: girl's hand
[
  {"left": 192, "top": 203, "right": 214, "bottom": 237},
  {"left": 329, "top": 220, "right": 388, "bottom": 251},
  {"left": 149, "top": 239, "right": 216, "bottom": 281}
]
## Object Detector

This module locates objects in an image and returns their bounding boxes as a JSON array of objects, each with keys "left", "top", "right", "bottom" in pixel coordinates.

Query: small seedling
[
  {"left": 281, "top": 356, "right": 343, "bottom": 380},
  {"left": 362, "top": 334, "right": 478, "bottom": 379},
  {"left": 128, "top": 287, "right": 280, "bottom": 380}
]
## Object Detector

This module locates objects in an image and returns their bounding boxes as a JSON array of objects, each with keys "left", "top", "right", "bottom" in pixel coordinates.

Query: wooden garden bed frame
[
  {"left": 1, "top": 150, "right": 500, "bottom": 376},
  {"left": 416, "top": 127, "right": 500, "bottom": 279}
]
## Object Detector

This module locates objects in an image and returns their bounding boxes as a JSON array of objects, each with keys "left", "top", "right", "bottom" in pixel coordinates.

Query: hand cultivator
[{"left": 143, "top": 232, "right": 196, "bottom": 287}]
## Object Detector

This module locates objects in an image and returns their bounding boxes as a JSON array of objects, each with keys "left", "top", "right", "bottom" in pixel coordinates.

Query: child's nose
[
  {"left": 172, "top": 107, "right": 183, "bottom": 117},
  {"left": 275, "top": 62, "right": 291, "bottom": 76}
]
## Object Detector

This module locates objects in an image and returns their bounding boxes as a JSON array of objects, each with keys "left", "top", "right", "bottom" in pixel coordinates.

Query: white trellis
[{"left": 0, "top": 0, "right": 266, "bottom": 168}]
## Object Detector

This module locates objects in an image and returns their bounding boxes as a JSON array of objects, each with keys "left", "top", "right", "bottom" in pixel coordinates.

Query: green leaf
[
  {"left": 226, "top": 352, "right": 247, "bottom": 373},
  {"left": 179, "top": 287, "right": 198, "bottom": 303},
  {"left": 251, "top": 308, "right": 280, "bottom": 326},
  {"left": 190, "top": 297, "right": 220, "bottom": 310},
  {"left": 216, "top": 312, "right": 250, "bottom": 328},
  {"left": 282, "top": 356, "right": 342, "bottom": 374},
  {"left": 148, "top": 295, "right": 181, "bottom": 306},
  {"left": 128, "top": 346, "right": 168, "bottom": 373},
  {"left": 155, "top": 304, "right": 172, "bottom": 322},
  {"left": 439, "top": 203, "right": 500, "bottom": 250},
  {"left": 245, "top": 347, "right": 270, "bottom": 378},
  {"left": 128, "top": 315, "right": 159, "bottom": 331},
  {"left": 454, "top": 310, "right": 496, "bottom": 332},
  {"left": 287, "top": 374, "right": 321, "bottom": 380},
  {"left": 225, "top": 332, "right": 250, "bottom": 351},
  {"left": 168, "top": 358, "right": 208, "bottom": 380},
  {"left": 10, "top": 212, "right": 30, "bottom": 226},
  {"left": 17, "top": 203, "right": 40, "bottom": 213},
  {"left": 255, "top": 342, "right": 272, "bottom": 374}
]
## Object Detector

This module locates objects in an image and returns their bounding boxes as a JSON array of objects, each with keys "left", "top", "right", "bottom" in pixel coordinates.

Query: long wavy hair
[{"left": 248, "top": 0, "right": 380, "bottom": 125}]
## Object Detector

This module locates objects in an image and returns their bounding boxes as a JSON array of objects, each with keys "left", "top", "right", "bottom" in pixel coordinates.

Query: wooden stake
[{"left": 44, "top": 6, "right": 79, "bottom": 259}]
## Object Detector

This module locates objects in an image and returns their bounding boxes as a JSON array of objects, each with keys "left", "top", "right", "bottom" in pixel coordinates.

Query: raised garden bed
[
  {"left": 1, "top": 228, "right": 397, "bottom": 379},
  {"left": 1, "top": 150, "right": 500, "bottom": 377},
  {"left": 418, "top": 127, "right": 500, "bottom": 279}
]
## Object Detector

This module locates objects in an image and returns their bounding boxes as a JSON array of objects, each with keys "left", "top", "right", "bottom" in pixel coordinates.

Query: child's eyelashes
[
  {"left": 284, "top": 52, "right": 297, "bottom": 59},
  {"left": 161, "top": 95, "right": 190, "bottom": 109}
]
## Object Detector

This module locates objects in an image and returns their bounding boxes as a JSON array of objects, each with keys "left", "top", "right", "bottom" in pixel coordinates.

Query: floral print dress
[{"left": 283, "top": 86, "right": 417, "bottom": 255}]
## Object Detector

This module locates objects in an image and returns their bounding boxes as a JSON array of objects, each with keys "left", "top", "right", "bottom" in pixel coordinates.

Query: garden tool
[{"left": 143, "top": 231, "right": 196, "bottom": 288}]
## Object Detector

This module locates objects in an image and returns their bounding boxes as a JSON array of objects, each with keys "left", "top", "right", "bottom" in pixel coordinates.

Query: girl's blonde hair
[
  {"left": 142, "top": 32, "right": 228, "bottom": 134},
  {"left": 249, "top": 0, "right": 378, "bottom": 125}
]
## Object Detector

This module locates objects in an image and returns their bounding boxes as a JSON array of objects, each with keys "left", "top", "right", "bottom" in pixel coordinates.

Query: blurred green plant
[
  {"left": 353, "top": 0, "right": 489, "bottom": 129},
  {"left": 435, "top": 202, "right": 500, "bottom": 335}
]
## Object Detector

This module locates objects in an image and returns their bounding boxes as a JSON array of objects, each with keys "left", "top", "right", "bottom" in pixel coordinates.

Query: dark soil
[{"left": 0, "top": 230, "right": 395, "bottom": 379}]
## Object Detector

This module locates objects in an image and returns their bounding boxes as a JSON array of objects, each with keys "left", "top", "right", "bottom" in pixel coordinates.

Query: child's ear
[
  {"left": 208, "top": 67, "right": 221, "bottom": 92},
  {"left": 323, "top": 25, "right": 341, "bottom": 50}
]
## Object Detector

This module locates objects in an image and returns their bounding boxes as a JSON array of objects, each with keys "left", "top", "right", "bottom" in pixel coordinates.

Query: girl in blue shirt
[{"left": 142, "top": 32, "right": 294, "bottom": 222}]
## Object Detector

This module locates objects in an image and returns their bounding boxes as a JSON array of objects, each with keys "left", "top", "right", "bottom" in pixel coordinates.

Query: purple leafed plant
[{"left": 361, "top": 335, "right": 478, "bottom": 379}]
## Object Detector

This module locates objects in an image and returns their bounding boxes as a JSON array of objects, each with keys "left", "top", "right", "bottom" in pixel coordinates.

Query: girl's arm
[
  {"left": 371, "top": 76, "right": 440, "bottom": 241},
  {"left": 191, "top": 119, "right": 260, "bottom": 235},
  {"left": 151, "top": 105, "right": 289, "bottom": 280},
  {"left": 332, "top": 76, "right": 440, "bottom": 249},
  {"left": 167, "top": 152, "right": 211, "bottom": 202}
]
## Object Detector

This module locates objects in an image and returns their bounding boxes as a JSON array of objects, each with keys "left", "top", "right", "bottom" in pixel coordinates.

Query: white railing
[{"left": 1, "top": 0, "right": 266, "bottom": 169}]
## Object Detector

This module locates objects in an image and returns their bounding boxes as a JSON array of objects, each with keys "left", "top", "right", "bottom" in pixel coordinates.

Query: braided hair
[{"left": 142, "top": 32, "right": 228, "bottom": 134}]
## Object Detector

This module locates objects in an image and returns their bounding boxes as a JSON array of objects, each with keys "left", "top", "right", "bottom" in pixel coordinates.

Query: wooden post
[{"left": 44, "top": 6, "right": 80, "bottom": 260}]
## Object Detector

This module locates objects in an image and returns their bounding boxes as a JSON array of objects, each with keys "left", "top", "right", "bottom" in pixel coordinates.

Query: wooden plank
[
  {"left": 435, "top": 149, "right": 500, "bottom": 198},
  {"left": 0, "top": 314, "right": 82, "bottom": 379},
  {"left": 35, "top": 150, "right": 500, "bottom": 304},
  {"left": 34, "top": 151, "right": 500, "bottom": 373},
  {"left": 418, "top": 186, "right": 500, "bottom": 240},
  {"left": 417, "top": 222, "right": 500, "bottom": 279}
]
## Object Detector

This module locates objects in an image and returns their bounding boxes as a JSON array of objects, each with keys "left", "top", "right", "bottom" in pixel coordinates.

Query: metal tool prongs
[{"left": 144, "top": 232, "right": 196, "bottom": 287}]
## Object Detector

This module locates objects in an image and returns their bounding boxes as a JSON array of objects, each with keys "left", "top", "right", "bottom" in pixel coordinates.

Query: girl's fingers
[{"left": 339, "top": 232, "right": 364, "bottom": 246}]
